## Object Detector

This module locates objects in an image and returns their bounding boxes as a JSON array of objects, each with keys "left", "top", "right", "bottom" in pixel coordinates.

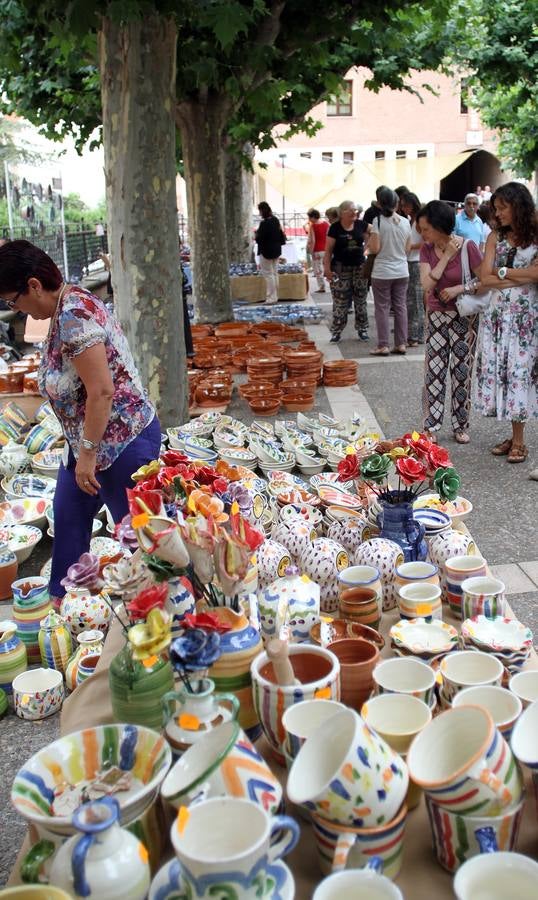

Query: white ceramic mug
[
  {"left": 12, "top": 668, "right": 64, "bottom": 720},
  {"left": 509, "top": 671, "right": 538, "bottom": 708},
  {"left": 373, "top": 657, "right": 436, "bottom": 705},
  {"left": 313, "top": 865, "right": 403, "bottom": 899},
  {"left": 281, "top": 698, "right": 346, "bottom": 759},
  {"left": 397, "top": 582, "right": 442, "bottom": 621},
  {"left": 440, "top": 650, "right": 504, "bottom": 702},
  {"left": 169, "top": 797, "right": 299, "bottom": 898},
  {"left": 461, "top": 576, "right": 506, "bottom": 620},
  {"left": 394, "top": 561, "right": 439, "bottom": 588},
  {"left": 452, "top": 686, "right": 522, "bottom": 738},
  {"left": 361, "top": 693, "right": 432, "bottom": 754},
  {"left": 454, "top": 848, "right": 538, "bottom": 900}
]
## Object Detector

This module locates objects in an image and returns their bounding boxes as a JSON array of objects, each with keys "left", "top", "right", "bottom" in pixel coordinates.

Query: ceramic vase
[
  {"left": 165, "top": 576, "right": 196, "bottom": 639},
  {"left": 259, "top": 569, "right": 320, "bottom": 643},
  {"left": 109, "top": 642, "right": 174, "bottom": 731},
  {"left": 379, "top": 493, "right": 427, "bottom": 562},
  {"left": 60, "top": 588, "right": 112, "bottom": 638},
  {"left": 38, "top": 610, "right": 72, "bottom": 676},
  {"left": 43, "top": 797, "right": 150, "bottom": 899},
  {"left": 0, "top": 620, "right": 27, "bottom": 693},
  {"left": 0, "top": 546, "right": 18, "bottom": 600},
  {"left": 251, "top": 644, "right": 341, "bottom": 763},
  {"left": 76, "top": 652, "right": 102, "bottom": 687},
  {"left": 65, "top": 630, "right": 105, "bottom": 692},
  {"left": 354, "top": 539, "right": 404, "bottom": 612},
  {"left": 12, "top": 576, "right": 52, "bottom": 665},
  {"left": 204, "top": 605, "right": 263, "bottom": 741},
  {"left": 162, "top": 676, "right": 240, "bottom": 757},
  {"left": 300, "top": 538, "right": 350, "bottom": 614}
]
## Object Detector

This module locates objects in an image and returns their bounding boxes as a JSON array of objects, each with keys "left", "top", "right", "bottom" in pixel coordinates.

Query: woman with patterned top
[
  {"left": 0, "top": 240, "right": 161, "bottom": 602},
  {"left": 474, "top": 182, "right": 538, "bottom": 464}
]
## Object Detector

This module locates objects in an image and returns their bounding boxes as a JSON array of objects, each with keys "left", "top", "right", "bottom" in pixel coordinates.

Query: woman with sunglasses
[{"left": 0, "top": 240, "right": 161, "bottom": 605}]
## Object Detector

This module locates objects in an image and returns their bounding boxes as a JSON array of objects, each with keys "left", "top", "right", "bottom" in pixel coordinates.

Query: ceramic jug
[
  {"left": 162, "top": 676, "right": 240, "bottom": 756},
  {"left": 0, "top": 619, "right": 27, "bottom": 693},
  {"left": 38, "top": 610, "right": 72, "bottom": 676},
  {"left": 109, "top": 642, "right": 174, "bottom": 731},
  {"left": 60, "top": 587, "right": 112, "bottom": 638},
  {"left": 12, "top": 576, "right": 51, "bottom": 665},
  {"left": 22, "top": 796, "right": 150, "bottom": 899},
  {"left": 65, "top": 629, "right": 105, "bottom": 692},
  {"left": 258, "top": 567, "right": 321, "bottom": 643},
  {"left": 165, "top": 576, "right": 196, "bottom": 638}
]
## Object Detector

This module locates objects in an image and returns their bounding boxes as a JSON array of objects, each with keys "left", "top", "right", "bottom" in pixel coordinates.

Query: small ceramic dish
[
  {"left": 310, "top": 618, "right": 385, "bottom": 650},
  {"left": 413, "top": 493, "right": 473, "bottom": 525},
  {"left": 0, "top": 523, "right": 42, "bottom": 563},
  {"left": 31, "top": 448, "right": 63, "bottom": 478},
  {"left": 390, "top": 618, "right": 459, "bottom": 657},
  {"left": 0, "top": 497, "right": 51, "bottom": 529},
  {"left": 316, "top": 485, "right": 362, "bottom": 510},
  {"left": 309, "top": 472, "right": 353, "bottom": 493},
  {"left": 413, "top": 508, "right": 451, "bottom": 533},
  {"left": 298, "top": 462, "right": 326, "bottom": 476},
  {"left": 1, "top": 474, "right": 57, "bottom": 500},
  {"left": 461, "top": 615, "right": 533, "bottom": 654},
  {"left": 280, "top": 503, "right": 323, "bottom": 527}
]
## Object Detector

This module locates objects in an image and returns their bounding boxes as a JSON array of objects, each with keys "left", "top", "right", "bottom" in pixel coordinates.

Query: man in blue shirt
[{"left": 454, "top": 194, "right": 485, "bottom": 250}]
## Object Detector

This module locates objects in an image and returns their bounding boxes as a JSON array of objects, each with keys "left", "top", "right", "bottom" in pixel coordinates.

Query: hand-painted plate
[
  {"left": 390, "top": 618, "right": 459, "bottom": 655},
  {"left": 2, "top": 474, "right": 57, "bottom": 500},
  {"left": 317, "top": 485, "right": 363, "bottom": 509},
  {"left": 461, "top": 615, "right": 533, "bottom": 653}
]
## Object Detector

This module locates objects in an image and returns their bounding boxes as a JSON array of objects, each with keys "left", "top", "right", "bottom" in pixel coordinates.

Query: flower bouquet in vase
[{"left": 338, "top": 431, "right": 461, "bottom": 562}]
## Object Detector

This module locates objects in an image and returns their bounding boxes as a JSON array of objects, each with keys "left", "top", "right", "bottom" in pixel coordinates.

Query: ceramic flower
[
  {"left": 126, "top": 582, "right": 169, "bottom": 621},
  {"left": 187, "top": 489, "right": 228, "bottom": 523},
  {"left": 427, "top": 445, "right": 452, "bottom": 470},
  {"left": 387, "top": 445, "right": 409, "bottom": 459},
  {"left": 114, "top": 514, "right": 139, "bottom": 551},
  {"left": 226, "top": 482, "right": 253, "bottom": 514},
  {"left": 395, "top": 457, "right": 427, "bottom": 485},
  {"left": 170, "top": 628, "right": 222, "bottom": 672},
  {"left": 433, "top": 466, "right": 461, "bottom": 502},
  {"left": 360, "top": 453, "right": 392, "bottom": 484},
  {"left": 61, "top": 552, "right": 103, "bottom": 593},
  {"left": 181, "top": 611, "right": 232, "bottom": 634},
  {"left": 127, "top": 487, "right": 165, "bottom": 517},
  {"left": 160, "top": 450, "right": 189, "bottom": 467},
  {"left": 213, "top": 531, "right": 250, "bottom": 597},
  {"left": 131, "top": 459, "right": 161, "bottom": 482},
  {"left": 229, "top": 506, "right": 265, "bottom": 552},
  {"left": 102, "top": 556, "right": 153, "bottom": 600},
  {"left": 180, "top": 514, "right": 219, "bottom": 583},
  {"left": 401, "top": 432, "right": 433, "bottom": 460},
  {"left": 127, "top": 607, "right": 171, "bottom": 660},
  {"left": 337, "top": 452, "right": 360, "bottom": 482}
]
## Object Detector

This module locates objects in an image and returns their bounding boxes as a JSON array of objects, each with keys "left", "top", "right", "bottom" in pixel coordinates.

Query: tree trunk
[
  {"left": 98, "top": 15, "right": 188, "bottom": 427},
  {"left": 177, "top": 95, "right": 233, "bottom": 323},
  {"left": 225, "top": 143, "right": 255, "bottom": 264}
]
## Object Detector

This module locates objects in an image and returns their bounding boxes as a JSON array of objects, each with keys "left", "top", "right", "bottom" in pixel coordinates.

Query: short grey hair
[
  {"left": 464, "top": 193, "right": 479, "bottom": 203},
  {"left": 338, "top": 200, "right": 356, "bottom": 216}
]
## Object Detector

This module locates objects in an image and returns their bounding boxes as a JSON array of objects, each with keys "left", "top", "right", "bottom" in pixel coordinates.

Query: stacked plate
[
  {"left": 246, "top": 355, "right": 283, "bottom": 386},
  {"left": 284, "top": 350, "right": 323, "bottom": 384},
  {"left": 461, "top": 615, "right": 533, "bottom": 673},
  {"left": 390, "top": 617, "right": 459, "bottom": 662}
]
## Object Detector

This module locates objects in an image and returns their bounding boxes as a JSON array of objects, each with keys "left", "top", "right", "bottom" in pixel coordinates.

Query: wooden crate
[
  {"left": 278, "top": 273, "right": 308, "bottom": 301},
  {"left": 230, "top": 275, "right": 266, "bottom": 303}
]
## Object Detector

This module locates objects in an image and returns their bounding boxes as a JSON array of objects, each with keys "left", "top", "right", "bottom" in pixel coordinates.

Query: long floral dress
[{"left": 474, "top": 239, "right": 538, "bottom": 422}]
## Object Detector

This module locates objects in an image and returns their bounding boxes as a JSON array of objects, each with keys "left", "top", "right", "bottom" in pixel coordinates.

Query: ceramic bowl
[
  {"left": 461, "top": 615, "right": 532, "bottom": 654},
  {"left": 31, "top": 448, "right": 63, "bottom": 479},
  {"left": 0, "top": 497, "right": 51, "bottom": 529},
  {"left": 452, "top": 685, "right": 522, "bottom": 739},
  {"left": 509, "top": 671, "right": 538, "bottom": 708},
  {"left": 389, "top": 617, "right": 459, "bottom": 658},
  {"left": 11, "top": 723, "right": 172, "bottom": 836},
  {"left": 413, "top": 493, "right": 473, "bottom": 526},
  {"left": 0, "top": 523, "right": 42, "bottom": 562},
  {"left": 510, "top": 699, "right": 538, "bottom": 769},
  {"left": 1, "top": 474, "right": 57, "bottom": 500}
]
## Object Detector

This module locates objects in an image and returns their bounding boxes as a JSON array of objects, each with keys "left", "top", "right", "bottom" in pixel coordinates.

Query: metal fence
[{"left": 0, "top": 223, "right": 108, "bottom": 281}]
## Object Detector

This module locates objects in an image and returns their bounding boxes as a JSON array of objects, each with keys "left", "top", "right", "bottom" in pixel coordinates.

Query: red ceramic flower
[
  {"left": 395, "top": 456, "right": 427, "bottom": 485},
  {"left": 181, "top": 611, "right": 232, "bottom": 634},
  {"left": 127, "top": 487, "right": 164, "bottom": 517},
  {"left": 160, "top": 450, "right": 189, "bottom": 467},
  {"left": 406, "top": 436, "right": 433, "bottom": 461},
  {"left": 230, "top": 510, "right": 265, "bottom": 552},
  {"left": 428, "top": 445, "right": 452, "bottom": 470},
  {"left": 126, "top": 582, "right": 169, "bottom": 621},
  {"left": 212, "top": 476, "right": 229, "bottom": 495},
  {"left": 337, "top": 453, "right": 360, "bottom": 482}
]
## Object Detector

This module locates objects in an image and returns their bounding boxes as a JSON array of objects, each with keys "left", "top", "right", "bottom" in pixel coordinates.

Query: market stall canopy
[{"left": 255, "top": 151, "right": 481, "bottom": 209}]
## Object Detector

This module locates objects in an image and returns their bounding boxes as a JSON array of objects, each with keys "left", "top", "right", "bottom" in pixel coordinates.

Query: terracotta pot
[
  {"left": 327, "top": 637, "right": 380, "bottom": 710},
  {"left": 191, "top": 324, "right": 214, "bottom": 338},
  {"left": 0, "top": 371, "right": 24, "bottom": 393},
  {"left": 281, "top": 379, "right": 317, "bottom": 394},
  {"left": 339, "top": 586, "right": 381, "bottom": 630}
]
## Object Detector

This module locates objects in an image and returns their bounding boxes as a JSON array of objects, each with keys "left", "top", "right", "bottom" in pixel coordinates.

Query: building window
[
  {"left": 417, "top": 149, "right": 428, "bottom": 158},
  {"left": 343, "top": 151, "right": 354, "bottom": 165},
  {"left": 460, "top": 78, "right": 470, "bottom": 114},
  {"left": 300, "top": 151, "right": 311, "bottom": 159},
  {"left": 322, "top": 151, "right": 333, "bottom": 163},
  {"left": 375, "top": 150, "right": 385, "bottom": 161},
  {"left": 396, "top": 150, "right": 407, "bottom": 160},
  {"left": 326, "top": 80, "right": 352, "bottom": 116}
]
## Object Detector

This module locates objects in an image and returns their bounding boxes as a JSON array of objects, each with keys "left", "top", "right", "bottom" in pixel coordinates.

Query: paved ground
[{"left": 1, "top": 282, "right": 536, "bottom": 885}]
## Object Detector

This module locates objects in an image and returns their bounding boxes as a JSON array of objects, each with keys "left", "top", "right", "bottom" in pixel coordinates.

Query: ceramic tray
[
  {"left": 461, "top": 615, "right": 533, "bottom": 653},
  {"left": 390, "top": 618, "right": 459, "bottom": 656},
  {"left": 1, "top": 474, "right": 57, "bottom": 499}
]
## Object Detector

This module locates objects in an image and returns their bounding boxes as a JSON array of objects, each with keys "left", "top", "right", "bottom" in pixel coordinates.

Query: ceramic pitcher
[
  {"left": 60, "top": 587, "right": 111, "bottom": 638},
  {"left": 162, "top": 676, "right": 240, "bottom": 757},
  {"left": 12, "top": 576, "right": 51, "bottom": 665},
  {"left": 0, "top": 619, "right": 27, "bottom": 693},
  {"left": 38, "top": 610, "right": 72, "bottom": 676},
  {"left": 109, "top": 642, "right": 174, "bottom": 731},
  {"left": 65, "top": 629, "right": 105, "bottom": 692}
]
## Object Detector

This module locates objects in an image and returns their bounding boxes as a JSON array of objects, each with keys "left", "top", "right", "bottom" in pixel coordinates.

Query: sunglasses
[{"left": 1, "top": 289, "right": 24, "bottom": 310}]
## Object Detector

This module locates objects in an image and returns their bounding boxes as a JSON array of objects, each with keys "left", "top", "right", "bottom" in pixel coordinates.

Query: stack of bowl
[
  {"left": 460, "top": 614, "right": 533, "bottom": 674},
  {"left": 246, "top": 355, "right": 283, "bottom": 386},
  {"left": 284, "top": 349, "right": 324, "bottom": 385},
  {"left": 322, "top": 360, "right": 358, "bottom": 387}
]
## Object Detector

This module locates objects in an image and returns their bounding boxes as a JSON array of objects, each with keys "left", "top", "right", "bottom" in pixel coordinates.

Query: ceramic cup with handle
[
  {"left": 287, "top": 707, "right": 408, "bottom": 828},
  {"left": 312, "top": 857, "right": 403, "bottom": 899},
  {"left": 444, "top": 555, "right": 487, "bottom": 617},
  {"left": 461, "top": 576, "right": 506, "bottom": 620},
  {"left": 361, "top": 692, "right": 432, "bottom": 754},
  {"left": 281, "top": 698, "right": 346, "bottom": 760},
  {"left": 161, "top": 720, "right": 282, "bottom": 814},
  {"left": 373, "top": 657, "right": 436, "bottom": 705},
  {"left": 453, "top": 824, "right": 538, "bottom": 900},
  {"left": 440, "top": 650, "right": 504, "bottom": 703},
  {"left": 407, "top": 705, "right": 522, "bottom": 816},
  {"left": 169, "top": 796, "right": 299, "bottom": 899},
  {"left": 452, "top": 685, "right": 522, "bottom": 739}
]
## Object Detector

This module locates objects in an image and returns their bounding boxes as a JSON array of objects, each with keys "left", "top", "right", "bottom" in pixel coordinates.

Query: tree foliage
[{"left": 445, "top": 0, "right": 538, "bottom": 177}]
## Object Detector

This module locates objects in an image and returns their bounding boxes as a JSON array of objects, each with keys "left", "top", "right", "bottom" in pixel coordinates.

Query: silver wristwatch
[
  {"left": 498, "top": 266, "right": 508, "bottom": 280},
  {"left": 81, "top": 438, "right": 99, "bottom": 452}
]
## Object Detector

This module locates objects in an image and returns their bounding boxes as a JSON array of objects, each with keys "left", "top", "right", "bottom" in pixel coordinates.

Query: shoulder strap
[{"left": 460, "top": 239, "right": 471, "bottom": 283}]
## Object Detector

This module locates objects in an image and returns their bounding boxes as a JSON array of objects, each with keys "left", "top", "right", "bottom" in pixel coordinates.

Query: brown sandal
[
  {"left": 491, "top": 439, "right": 512, "bottom": 456},
  {"left": 507, "top": 444, "right": 528, "bottom": 463}
]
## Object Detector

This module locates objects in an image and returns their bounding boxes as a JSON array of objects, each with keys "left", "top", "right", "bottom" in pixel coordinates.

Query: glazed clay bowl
[
  {"left": 239, "top": 382, "right": 275, "bottom": 399},
  {"left": 310, "top": 618, "right": 385, "bottom": 651},
  {"left": 283, "top": 394, "right": 315, "bottom": 413},
  {"left": 11, "top": 723, "right": 172, "bottom": 836},
  {"left": 248, "top": 399, "right": 281, "bottom": 416}
]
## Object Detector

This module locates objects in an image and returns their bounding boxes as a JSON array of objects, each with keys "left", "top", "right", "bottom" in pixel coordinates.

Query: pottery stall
[{"left": 4, "top": 415, "right": 538, "bottom": 900}]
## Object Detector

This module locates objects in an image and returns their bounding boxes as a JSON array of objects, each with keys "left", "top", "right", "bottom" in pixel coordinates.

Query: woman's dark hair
[
  {"left": 0, "top": 239, "right": 63, "bottom": 294},
  {"left": 307, "top": 208, "right": 320, "bottom": 220},
  {"left": 377, "top": 187, "right": 398, "bottom": 217},
  {"left": 491, "top": 182, "right": 538, "bottom": 247},
  {"left": 476, "top": 201, "right": 492, "bottom": 226},
  {"left": 400, "top": 192, "right": 421, "bottom": 218},
  {"left": 258, "top": 202, "right": 272, "bottom": 219},
  {"left": 416, "top": 200, "right": 455, "bottom": 236},
  {"left": 394, "top": 185, "right": 410, "bottom": 198},
  {"left": 375, "top": 184, "right": 389, "bottom": 201}
]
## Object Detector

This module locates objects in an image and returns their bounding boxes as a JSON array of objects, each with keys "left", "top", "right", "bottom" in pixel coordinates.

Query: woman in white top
[
  {"left": 368, "top": 187, "right": 411, "bottom": 355},
  {"left": 401, "top": 192, "right": 424, "bottom": 346}
]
